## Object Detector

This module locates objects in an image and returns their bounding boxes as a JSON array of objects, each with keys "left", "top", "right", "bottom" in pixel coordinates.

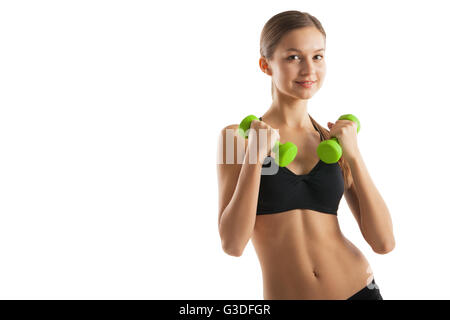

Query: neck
[{"left": 264, "top": 93, "right": 314, "bottom": 130}]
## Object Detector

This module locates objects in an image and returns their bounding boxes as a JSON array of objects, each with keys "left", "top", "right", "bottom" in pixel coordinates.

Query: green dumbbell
[
  {"left": 238, "top": 114, "right": 298, "bottom": 167},
  {"left": 316, "top": 114, "right": 361, "bottom": 164}
]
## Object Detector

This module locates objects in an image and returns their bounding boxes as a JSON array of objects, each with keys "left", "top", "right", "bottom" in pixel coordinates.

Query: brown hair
[{"left": 260, "top": 10, "right": 352, "bottom": 189}]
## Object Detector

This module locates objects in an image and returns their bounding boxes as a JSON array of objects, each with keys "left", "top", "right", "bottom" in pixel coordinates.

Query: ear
[{"left": 259, "top": 57, "right": 271, "bottom": 75}]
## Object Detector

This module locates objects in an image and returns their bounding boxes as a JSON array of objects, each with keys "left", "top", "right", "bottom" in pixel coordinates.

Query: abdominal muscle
[{"left": 250, "top": 208, "right": 373, "bottom": 300}]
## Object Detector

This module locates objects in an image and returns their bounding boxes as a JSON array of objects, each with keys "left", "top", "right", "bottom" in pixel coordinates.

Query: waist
[
  {"left": 252, "top": 233, "right": 371, "bottom": 299},
  {"left": 262, "top": 266, "right": 373, "bottom": 300}
]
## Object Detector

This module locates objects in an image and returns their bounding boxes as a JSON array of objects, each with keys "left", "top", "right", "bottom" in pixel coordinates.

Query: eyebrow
[{"left": 285, "top": 48, "right": 325, "bottom": 52}]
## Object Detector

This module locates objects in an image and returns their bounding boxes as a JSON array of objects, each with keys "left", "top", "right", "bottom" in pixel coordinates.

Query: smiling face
[{"left": 261, "top": 27, "right": 326, "bottom": 99}]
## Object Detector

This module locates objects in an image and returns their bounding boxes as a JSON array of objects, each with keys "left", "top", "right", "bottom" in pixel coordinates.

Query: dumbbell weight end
[
  {"left": 238, "top": 115, "right": 298, "bottom": 167},
  {"left": 316, "top": 114, "right": 360, "bottom": 164}
]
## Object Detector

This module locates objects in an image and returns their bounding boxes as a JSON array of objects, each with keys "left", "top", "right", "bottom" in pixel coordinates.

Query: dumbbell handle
[
  {"left": 316, "top": 114, "right": 360, "bottom": 164},
  {"left": 238, "top": 115, "right": 297, "bottom": 167}
]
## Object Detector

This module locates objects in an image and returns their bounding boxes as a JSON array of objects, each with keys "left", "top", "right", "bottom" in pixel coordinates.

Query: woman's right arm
[{"left": 216, "top": 124, "right": 264, "bottom": 257}]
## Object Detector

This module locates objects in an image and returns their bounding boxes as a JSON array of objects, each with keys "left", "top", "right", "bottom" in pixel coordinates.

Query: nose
[{"left": 299, "top": 58, "right": 316, "bottom": 75}]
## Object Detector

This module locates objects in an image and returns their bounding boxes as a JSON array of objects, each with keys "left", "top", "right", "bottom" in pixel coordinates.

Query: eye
[{"left": 287, "top": 54, "right": 324, "bottom": 61}]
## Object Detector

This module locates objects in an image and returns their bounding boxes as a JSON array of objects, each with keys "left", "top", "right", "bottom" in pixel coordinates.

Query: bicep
[{"left": 216, "top": 125, "right": 247, "bottom": 225}]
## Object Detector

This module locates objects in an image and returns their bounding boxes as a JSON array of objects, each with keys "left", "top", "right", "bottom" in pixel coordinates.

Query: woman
[{"left": 216, "top": 10, "right": 395, "bottom": 300}]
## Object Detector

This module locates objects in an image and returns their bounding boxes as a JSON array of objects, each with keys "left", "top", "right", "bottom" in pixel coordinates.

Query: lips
[
  {"left": 296, "top": 81, "right": 316, "bottom": 84},
  {"left": 295, "top": 80, "right": 315, "bottom": 88}
]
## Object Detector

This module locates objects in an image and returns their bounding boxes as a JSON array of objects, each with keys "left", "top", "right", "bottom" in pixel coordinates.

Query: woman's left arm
[
  {"left": 348, "top": 152, "right": 395, "bottom": 254},
  {"left": 328, "top": 120, "right": 395, "bottom": 254}
]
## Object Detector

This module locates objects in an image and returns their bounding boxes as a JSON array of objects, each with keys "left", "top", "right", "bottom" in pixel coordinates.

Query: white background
[{"left": 0, "top": 0, "right": 448, "bottom": 299}]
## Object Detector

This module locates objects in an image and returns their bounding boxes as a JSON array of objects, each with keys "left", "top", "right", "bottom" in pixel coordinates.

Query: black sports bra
[{"left": 256, "top": 116, "right": 345, "bottom": 216}]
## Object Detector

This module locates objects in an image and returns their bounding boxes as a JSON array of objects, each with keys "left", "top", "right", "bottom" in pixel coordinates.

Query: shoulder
[
  {"left": 218, "top": 124, "right": 239, "bottom": 143},
  {"left": 219, "top": 123, "right": 245, "bottom": 141},
  {"left": 223, "top": 123, "right": 249, "bottom": 143},
  {"left": 221, "top": 123, "right": 239, "bottom": 132},
  {"left": 217, "top": 124, "right": 248, "bottom": 165}
]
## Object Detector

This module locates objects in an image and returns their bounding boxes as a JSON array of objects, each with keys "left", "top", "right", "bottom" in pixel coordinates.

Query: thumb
[{"left": 327, "top": 122, "right": 334, "bottom": 128}]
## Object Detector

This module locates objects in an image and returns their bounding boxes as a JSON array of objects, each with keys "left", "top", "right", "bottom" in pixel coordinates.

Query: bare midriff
[{"left": 251, "top": 208, "right": 373, "bottom": 300}]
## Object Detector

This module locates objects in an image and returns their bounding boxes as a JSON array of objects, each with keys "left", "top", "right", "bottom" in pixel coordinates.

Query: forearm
[
  {"left": 348, "top": 152, "right": 395, "bottom": 252},
  {"left": 219, "top": 151, "right": 263, "bottom": 255}
]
